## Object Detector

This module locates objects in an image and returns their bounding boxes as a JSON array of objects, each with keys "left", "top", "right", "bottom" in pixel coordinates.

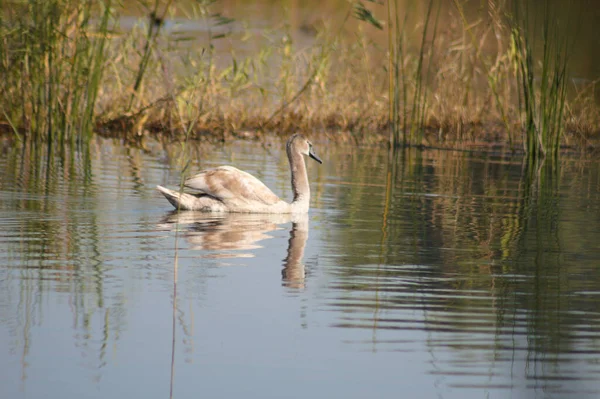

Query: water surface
[{"left": 1, "top": 137, "right": 600, "bottom": 398}]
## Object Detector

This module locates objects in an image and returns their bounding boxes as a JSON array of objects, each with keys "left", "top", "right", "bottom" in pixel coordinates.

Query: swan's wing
[{"left": 184, "top": 166, "right": 281, "bottom": 205}]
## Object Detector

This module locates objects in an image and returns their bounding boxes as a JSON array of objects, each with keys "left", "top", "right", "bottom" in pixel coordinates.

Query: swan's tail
[
  {"left": 156, "top": 185, "right": 226, "bottom": 212},
  {"left": 156, "top": 185, "right": 198, "bottom": 211}
]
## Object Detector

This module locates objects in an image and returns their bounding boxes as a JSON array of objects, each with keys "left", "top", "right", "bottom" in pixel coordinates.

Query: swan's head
[{"left": 287, "top": 134, "right": 322, "bottom": 164}]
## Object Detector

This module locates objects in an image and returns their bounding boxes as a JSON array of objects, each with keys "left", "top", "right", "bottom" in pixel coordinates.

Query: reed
[
  {"left": 128, "top": 1, "right": 173, "bottom": 111},
  {"left": 509, "top": 0, "right": 575, "bottom": 161},
  {"left": 373, "top": 0, "right": 441, "bottom": 148},
  {"left": 0, "top": 0, "right": 114, "bottom": 144},
  {"left": 451, "top": 0, "right": 515, "bottom": 149},
  {"left": 0, "top": 1, "right": 597, "bottom": 151}
]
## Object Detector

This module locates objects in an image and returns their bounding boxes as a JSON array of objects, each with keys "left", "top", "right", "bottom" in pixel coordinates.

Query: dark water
[{"left": 1, "top": 137, "right": 600, "bottom": 398}]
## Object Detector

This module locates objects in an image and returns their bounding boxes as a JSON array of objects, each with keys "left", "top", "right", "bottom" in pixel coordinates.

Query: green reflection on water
[
  {"left": 325, "top": 145, "right": 600, "bottom": 370},
  {"left": 0, "top": 138, "right": 162, "bottom": 381}
]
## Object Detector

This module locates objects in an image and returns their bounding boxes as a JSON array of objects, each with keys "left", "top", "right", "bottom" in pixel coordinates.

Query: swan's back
[
  {"left": 157, "top": 134, "right": 321, "bottom": 213},
  {"left": 185, "top": 166, "right": 282, "bottom": 206}
]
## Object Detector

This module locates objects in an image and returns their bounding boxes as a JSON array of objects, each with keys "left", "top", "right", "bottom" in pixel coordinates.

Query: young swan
[{"left": 156, "top": 134, "right": 322, "bottom": 213}]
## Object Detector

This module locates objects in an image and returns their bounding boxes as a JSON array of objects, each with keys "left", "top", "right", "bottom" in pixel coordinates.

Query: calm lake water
[{"left": 1, "top": 137, "right": 600, "bottom": 399}]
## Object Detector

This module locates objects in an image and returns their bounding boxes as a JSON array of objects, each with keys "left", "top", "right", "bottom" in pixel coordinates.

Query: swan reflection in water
[{"left": 158, "top": 212, "right": 309, "bottom": 289}]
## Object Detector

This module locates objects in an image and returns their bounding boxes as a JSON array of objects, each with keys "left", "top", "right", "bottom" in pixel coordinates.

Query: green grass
[
  {"left": 0, "top": 0, "right": 114, "bottom": 144},
  {"left": 371, "top": 0, "right": 441, "bottom": 148},
  {"left": 509, "top": 0, "right": 574, "bottom": 161}
]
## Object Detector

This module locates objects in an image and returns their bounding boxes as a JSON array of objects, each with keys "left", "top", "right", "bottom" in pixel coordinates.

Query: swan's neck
[{"left": 288, "top": 150, "right": 310, "bottom": 212}]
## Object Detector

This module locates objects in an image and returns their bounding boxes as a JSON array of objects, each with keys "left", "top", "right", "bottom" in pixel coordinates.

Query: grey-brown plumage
[{"left": 156, "top": 134, "right": 322, "bottom": 213}]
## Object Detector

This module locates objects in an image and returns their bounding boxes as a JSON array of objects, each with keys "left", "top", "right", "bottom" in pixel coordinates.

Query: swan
[{"left": 156, "top": 134, "right": 322, "bottom": 213}]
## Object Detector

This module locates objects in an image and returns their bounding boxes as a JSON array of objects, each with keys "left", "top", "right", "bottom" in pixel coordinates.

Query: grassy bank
[{"left": 0, "top": 0, "right": 598, "bottom": 152}]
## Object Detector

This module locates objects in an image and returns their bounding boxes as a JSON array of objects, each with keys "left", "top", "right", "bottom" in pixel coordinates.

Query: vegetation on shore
[{"left": 0, "top": 0, "right": 598, "bottom": 154}]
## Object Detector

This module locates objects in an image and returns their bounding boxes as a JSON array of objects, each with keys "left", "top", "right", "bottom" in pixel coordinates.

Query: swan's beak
[{"left": 309, "top": 147, "right": 322, "bottom": 164}]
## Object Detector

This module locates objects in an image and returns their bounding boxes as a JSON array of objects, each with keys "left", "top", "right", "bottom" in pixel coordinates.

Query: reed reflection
[
  {"left": 324, "top": 147, "right": 600, "bottom": 394},
  {"left": 0, "top": 139, "right": 115, "bottom": 385},
  {"left": 158, "top": 212, "right": 309, "bottom": 288}
]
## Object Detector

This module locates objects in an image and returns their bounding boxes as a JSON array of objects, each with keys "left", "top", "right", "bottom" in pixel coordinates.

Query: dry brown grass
[{"left": 2, "top": 1, "right": 598, "bottom": 150}]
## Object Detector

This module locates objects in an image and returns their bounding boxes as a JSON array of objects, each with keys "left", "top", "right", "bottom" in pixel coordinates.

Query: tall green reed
[
  {"left": 509, "top": 0, "right": 575, "bottom": 161},
  {"left": 128, "top": 0, "right": 173, "bottom": 111},
  {"left": 0, "top": 0, "right": 114, "bottom": 144},
  {"left": 356, "top": 0, "right": 440, "bottom": 149}
]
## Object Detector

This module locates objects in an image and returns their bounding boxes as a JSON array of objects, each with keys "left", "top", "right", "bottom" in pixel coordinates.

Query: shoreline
[{"left": 3, "top": 119, "right": 596, "bottom": 157}]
